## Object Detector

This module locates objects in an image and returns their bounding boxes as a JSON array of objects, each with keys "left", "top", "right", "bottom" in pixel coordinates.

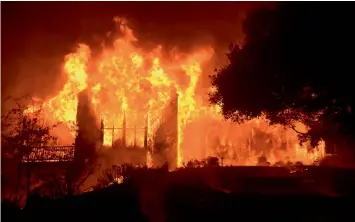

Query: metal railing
[{"left": 22, "top": 145, "right": 75, "bottom": 163}]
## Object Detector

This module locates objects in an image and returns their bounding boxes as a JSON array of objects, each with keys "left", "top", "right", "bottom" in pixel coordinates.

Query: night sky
[{"left": 1, "top": 1, "right": 270, "bottom": 100}]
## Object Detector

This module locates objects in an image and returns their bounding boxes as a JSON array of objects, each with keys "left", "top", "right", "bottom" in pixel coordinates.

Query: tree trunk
[
  {"left": 66, "top": 164, "right": 74, "bottom": 196},
  {"left": 25, "top": 161, "right": 31, "bottom": 201},
  {"left": 16, "top": 154, "right": 22, "bottom": 190}
]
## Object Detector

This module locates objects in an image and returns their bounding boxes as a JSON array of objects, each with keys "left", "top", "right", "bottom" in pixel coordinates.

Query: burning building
[{"left": 21, "top": 17, "right": 326, "bottom": 168}]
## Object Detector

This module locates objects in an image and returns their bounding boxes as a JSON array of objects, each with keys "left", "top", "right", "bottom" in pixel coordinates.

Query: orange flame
[{"left": 28, "top": 17, "right": 325, "bottom": 167}]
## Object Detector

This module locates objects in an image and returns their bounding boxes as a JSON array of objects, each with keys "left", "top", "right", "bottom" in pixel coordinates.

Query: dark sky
[{"left": 1, "top": 1, "right": 270, "bottom": 100}]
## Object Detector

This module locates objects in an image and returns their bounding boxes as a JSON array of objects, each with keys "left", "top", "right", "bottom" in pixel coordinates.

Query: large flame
[{"left": 27, "top": 17, "right": 325, "bottom": 167}]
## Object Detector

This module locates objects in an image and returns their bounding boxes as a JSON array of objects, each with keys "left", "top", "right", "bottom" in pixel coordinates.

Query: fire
[
  {"left": 44, "top": 44, "right": 90, "bottom": 126},
  {"left": 177, "top": 62, "right": 203, "bottom": 166},
  {"left": 27, "top": 17, "right": 325, "bottom": 167}
]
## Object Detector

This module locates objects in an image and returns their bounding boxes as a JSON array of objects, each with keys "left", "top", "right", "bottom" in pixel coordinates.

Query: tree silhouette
[
  {"left": 2, "top": 96, "right": 59, "bottom": 155},
  {"left": 152, "top": 122, "right": 177, "bottom": 165},
  {"left": 210, "top": 3, "right": 355, "bottom": 155},
  {"left": 64, "top": 89, "right": 101, "bottom": 196},
  {"left": 1, "top": 95, "right": 59, "bottom": 200}
]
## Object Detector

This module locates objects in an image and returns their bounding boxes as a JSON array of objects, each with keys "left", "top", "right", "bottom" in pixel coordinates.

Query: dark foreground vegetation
[
  {"left": 3, "top": 2, "right": 355, "bottom": 222},
  {"left": 210, "top": 2, "right": 355, "bottom": 161},
  {"left": 2, "top": 166, "right": 355, "bottom": 222}
]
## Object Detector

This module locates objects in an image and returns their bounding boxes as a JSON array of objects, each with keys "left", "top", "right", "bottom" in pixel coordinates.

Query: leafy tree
[
  {"left": 1, "top": 96, "right": 58, "bottom": 156},
  {"left": 1, "top": 95, "right": 59, "bottom": 199},
  {"left": 210, "top": 3, "right": 355, "bottom": 155},
  {"left": 2, "top": 95, "right": 100, "bottom": 199}
]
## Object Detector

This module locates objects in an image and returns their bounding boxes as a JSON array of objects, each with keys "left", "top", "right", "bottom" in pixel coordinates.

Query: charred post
[
  {"left": 144, "top": 114, "right": 148, "bottom": 150},
  {"left": 100, "top": 118, "right": 104, "bottom": 148},
  {"left": 122, "top": 111, "right": 127, "bottom": 148}
]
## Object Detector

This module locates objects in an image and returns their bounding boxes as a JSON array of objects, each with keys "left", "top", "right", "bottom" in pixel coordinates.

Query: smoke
[{"left": 1, "top": 1, "right": 272, "bottom": 103}]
